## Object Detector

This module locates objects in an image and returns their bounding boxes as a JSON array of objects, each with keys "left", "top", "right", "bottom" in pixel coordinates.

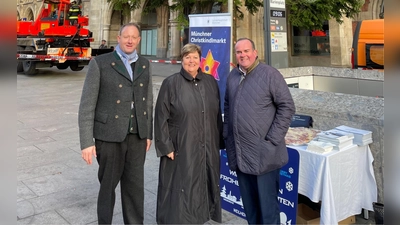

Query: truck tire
[
  {"left": 17, "top": 62, "right": 24, "bottom": 73},
  {"left": 70, "top": 63, "right": 84, "bottom": 71},
  {"left": 17, "top": 46, "right": 24, "bottom": 73},
  {"left": 57, "top": 63, "right": 69, "bottom": 70},
  {"left": 23, "top": 47, "right": 38, "bottom": 75},
  {"left": 23, "top": 61, "right": 38, "bottom": 75},
  {"left": 71, "top": 66, "right": 84, "bottom": 71}
]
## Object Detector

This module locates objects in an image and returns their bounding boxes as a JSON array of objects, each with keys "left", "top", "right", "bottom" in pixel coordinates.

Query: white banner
[
  {"left": 270, "top": 0, "right": 285, "bottom": 9},
  {"left": 189, "top": 13, "right": 232, "bottom": 27}
]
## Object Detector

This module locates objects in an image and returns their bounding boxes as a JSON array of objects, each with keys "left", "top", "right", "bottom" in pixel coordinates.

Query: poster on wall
[
  {"left": 188, "top": 13, "right": 231, "bottom": 110},
  {"left": 220, "top": 150, "right": 246, "bottom": 219},
  {"left": 279, "top": 148, "right": 299, "bottom": 225},
  {"left": 220, "top": 148, "right": 299, "bottom": 224},
  {"left": 271, "top": 32, "right": 288, "bottom": 52}
]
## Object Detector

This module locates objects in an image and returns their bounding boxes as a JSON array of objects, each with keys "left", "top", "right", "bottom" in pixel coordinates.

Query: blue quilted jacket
[{"left": 223, "top": 62, "right": 295, "bottom": 175}]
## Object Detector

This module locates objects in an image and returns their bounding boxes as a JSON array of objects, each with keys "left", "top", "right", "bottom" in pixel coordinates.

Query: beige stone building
[{"left": 17, "top": 0, "right": 383, "bottom": 68}]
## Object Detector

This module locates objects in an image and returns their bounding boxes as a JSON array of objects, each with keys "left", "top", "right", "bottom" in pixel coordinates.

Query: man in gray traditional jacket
[{"left": 78, "top": 23, "right": 153, "bottom": 224}]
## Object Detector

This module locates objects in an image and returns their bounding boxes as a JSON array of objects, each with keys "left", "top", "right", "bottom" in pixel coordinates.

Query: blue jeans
[{"left": 237, "top": 168, "right": 280, "bottom": 225}]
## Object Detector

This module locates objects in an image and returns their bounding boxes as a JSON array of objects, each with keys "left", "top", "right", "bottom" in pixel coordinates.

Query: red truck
[{"left": 17, "top": 0, "right": 111, "bottom": 75}]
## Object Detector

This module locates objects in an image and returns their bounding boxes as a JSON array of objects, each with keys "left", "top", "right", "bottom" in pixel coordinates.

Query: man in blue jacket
[{"left": 223, "top": 38, "right": 295, "bottom": 224}]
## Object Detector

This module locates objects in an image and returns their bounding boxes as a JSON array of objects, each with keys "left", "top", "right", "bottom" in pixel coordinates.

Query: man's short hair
[
  {"left": 119, "top": 23, "right": 141, "bottom": 36},
  {"left": 236, "top": 38, "right": 256, "bottom": 50},
  {"left": 102, "top": 40, "right": 106, "bottom": 42}
]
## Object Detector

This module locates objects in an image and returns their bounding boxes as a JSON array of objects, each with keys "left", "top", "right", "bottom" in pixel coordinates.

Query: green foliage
[
  {"left": 286, "top": 0, "right": 363, "bottom": 30},
  {"left": 234, "top": 0, "right": 263, "bottom": 20},
  {"left": 106, "top": 0, "right": 362, "bottom": 31},
  {"left": 143, "top": 0, "right": 166, "bottom": 13},
  {"left": 244, "top": 0, "right": 263, "bottom": 14},
  {"left": 107, "top": 0, "right": 263, "bottom": 27},
  {"left": 106, "top": 0, "right": 142, "bottom": 16}
]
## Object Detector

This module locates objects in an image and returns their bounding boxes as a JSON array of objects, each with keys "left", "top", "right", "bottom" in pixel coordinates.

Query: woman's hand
[{"left": 167, "top": 152, "right": 174, "bottom": 160}]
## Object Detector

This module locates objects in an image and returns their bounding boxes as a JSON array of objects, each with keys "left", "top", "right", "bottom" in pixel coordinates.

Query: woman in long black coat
[{"left": 154, "top": 43, "right": 224, "bottom": 224}]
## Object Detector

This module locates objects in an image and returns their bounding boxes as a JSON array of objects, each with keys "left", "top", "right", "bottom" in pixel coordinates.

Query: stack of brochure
[
  {"left": 335, "top": 125, "right": 373, "bottom": 146},
  {"left": 316, "top": 129, "right": 354, "bottom": 151},
  {"left": 306, "top": 141, "right": 335, "bottom": 154}
]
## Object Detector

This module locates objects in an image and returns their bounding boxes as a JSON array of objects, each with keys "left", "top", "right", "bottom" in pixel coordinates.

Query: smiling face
[
  {"left": 117, "top": 24, "right": 141, "bottom": 54},
  {"left": 182, "top": 51, "right": 201, "bottom": 78},
  {"left": 235, "top": 39, "right": 258, "bottom": 71}
]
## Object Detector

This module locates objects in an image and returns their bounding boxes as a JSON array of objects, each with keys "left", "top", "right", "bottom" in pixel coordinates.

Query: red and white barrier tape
[
  {"left": 17, "top": 54, "right": 91, "bottom": 61},
  {"left": 149, "top": 59, "right": 181, "bottom": 64}
]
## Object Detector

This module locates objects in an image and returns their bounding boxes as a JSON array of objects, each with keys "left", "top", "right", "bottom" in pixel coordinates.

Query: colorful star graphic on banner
[{"left": 201, "top": 50, "right": 220, "bottom": 80}]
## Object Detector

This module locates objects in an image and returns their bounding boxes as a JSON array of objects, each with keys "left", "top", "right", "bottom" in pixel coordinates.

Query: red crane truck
[{"left": 17, "top": 0, "right": 111, "bottom": 75}]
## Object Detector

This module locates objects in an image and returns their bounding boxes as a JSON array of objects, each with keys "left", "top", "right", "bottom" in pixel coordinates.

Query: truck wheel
[
  {"left": 17, "top": 46, "right": 24, "bottom": 73},
  {"left": 71, "top": 66, "right": 84, "bottom": 71},
  {"left": 57, "top": 63, "right": 69, "bottom": 70},
  {"left": 70, "top": 63, "right": 84, "bottom": 71},
  {"left": 23, "top": 61, "right": 38, "bottom": 75},
  {"left": 17, "top": 62, "right": 24, "bottom": 73},
  {"left": 23, "top": 47, "right": 38, "bottom": 75}
]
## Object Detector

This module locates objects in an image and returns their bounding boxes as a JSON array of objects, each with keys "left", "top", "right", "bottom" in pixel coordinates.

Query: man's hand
[
  {"left": 146, "top": 139, "right": 152, "bottom": 152},
  {"left": 82, "top": 145, "right": 96, "bottom": 165}
]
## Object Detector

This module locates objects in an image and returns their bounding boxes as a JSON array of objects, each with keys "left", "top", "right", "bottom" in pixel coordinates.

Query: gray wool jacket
[
  {"left": 78, "top": 51, "right": 153, "bottom": 150},
  {"left": 223, "top": 62, "right": 295, "bottom": 175}
]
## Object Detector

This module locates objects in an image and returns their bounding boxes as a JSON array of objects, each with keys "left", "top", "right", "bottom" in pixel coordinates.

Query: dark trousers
[
  {"left": 95, "top": 134, "right": 146, "bottom": 224},
  {"left": 237, "top": 168, "right": 281, "bottom": 225}
]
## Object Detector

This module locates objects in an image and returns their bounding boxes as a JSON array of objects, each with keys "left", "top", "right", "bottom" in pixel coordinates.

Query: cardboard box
[{"left": 296, "top": 203, "right": 356, "bottom": 225}]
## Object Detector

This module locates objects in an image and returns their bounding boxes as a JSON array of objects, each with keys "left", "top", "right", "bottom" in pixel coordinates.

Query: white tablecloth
[{"left": 289, "top": 145, "right": 377, "bottom": 225}]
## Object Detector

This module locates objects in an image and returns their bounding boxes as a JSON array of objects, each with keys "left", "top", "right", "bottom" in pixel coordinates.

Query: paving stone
[
  {"left": 22, "top": 167, "right": 98, "bottom": 197},
  {"left": 144, "top": 198, "right": 157, "bottom": 222},
  {"left": 17, "top": 147, "right": 78, "bottom": 170},
  {"left": 144, "top": 211, "right": 157, "bottom": 224},
  {"left": 56, "top": 197, "right": 97, "bottom": 224},
  {"left": 17, "top": 128, "right": 42, "bottom": 140},
  {"left": 34, "top": 139, "right": 80, "bottom": 153},
  {"left": 17, "top": 210, "right": 69, "bottom": 225},
  {"left": 63, "top": 156, "right": 99, "bottom": 171},
  {"left": 17, "top": 163, "right": 70, "bottom": 181},
  {"left": 17, "top": 136, "right": 56, "bottom": 149},
  {"left": 111, "top": 213, "right": 124, "bottom": 224},
  {"left": 17, "top": 181, "right": 37, "bottom": 202},
  {"left": 49, "top": 128, "right": 80, "bottom": 142},
  {"left": 144, "top": 179, "right": 158, "bottom": 196},
  {"left": 24, "top": 185, "right": 97, "bottom": 215},
  {"left": 17, "top": 135, "right": 25, "bottom": 142},
  {"left": 17, "top": 145, "right": 43, "bottom": 158},
  {"left": 17, "top": 200, "right": 35, "bottom": 219}
]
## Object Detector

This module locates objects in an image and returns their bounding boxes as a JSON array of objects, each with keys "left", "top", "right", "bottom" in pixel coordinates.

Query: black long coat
[{"left": 154, "top": 68, "right": 224, "bottom": 224}]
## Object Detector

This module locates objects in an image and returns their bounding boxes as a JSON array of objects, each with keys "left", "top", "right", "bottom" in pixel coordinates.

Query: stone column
[
  {"left": 131, "top": 0, "right": 146, "bottom": 23},
  {"left": 87, "top": 0, "right": 104, "bottom": 47},
  {"left": 168, "top": 0, "right": 181, "bottom": 60},
  {"left": 156, "top": 5, "right": 169, "bottom": 58},
  {"left": 130, "top": 5, "right": 145, "bottom": 54},
  {"left": 329, "top": 17, "right": 353, "bottom": 67},
  {"left": 102, "top": 23, "right": 111, "bottom": 45}
]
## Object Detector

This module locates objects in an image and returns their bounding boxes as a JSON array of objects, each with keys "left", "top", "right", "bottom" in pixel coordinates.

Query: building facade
[{"left": 17, "top": 0, "right": 383, "bottom": 68}]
